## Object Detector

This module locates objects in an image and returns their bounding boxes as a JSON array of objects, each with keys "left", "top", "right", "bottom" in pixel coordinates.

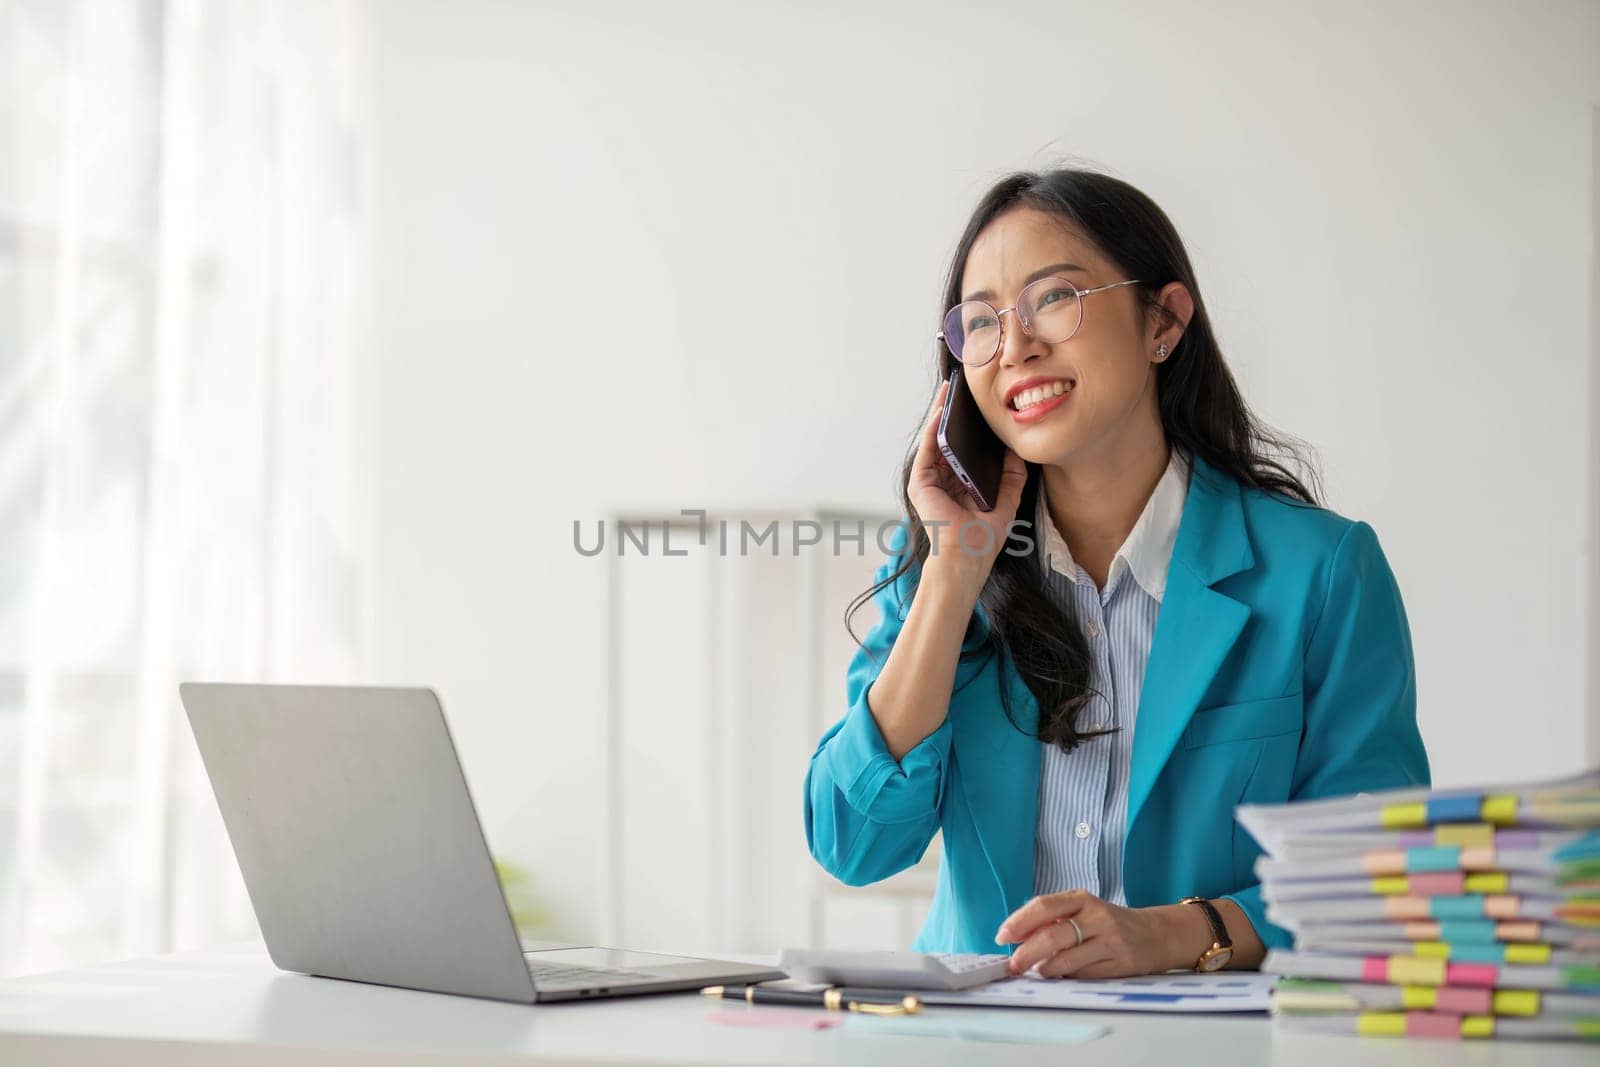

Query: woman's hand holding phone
[
  {"left": 861, "top": 378, "right": 1027, "bottom": 761},
  {"left": 909, "top": 378, "right": 1026, "bottom": 601}
]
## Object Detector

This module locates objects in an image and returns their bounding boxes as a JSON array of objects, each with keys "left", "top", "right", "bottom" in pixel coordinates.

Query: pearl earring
[{"left": 1157, "top": 343, "right": 1168, "bottom": 359}]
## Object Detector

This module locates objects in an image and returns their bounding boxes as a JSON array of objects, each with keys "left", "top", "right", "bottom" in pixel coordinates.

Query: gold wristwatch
[{"left": 1178, "top": 896, "right": 1233, "bottom": 972}]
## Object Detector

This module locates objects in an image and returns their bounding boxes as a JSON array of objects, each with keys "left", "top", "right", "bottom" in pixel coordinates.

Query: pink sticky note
[{"left": 705, "top": 1008, "right": 843, "bottom": 1031}]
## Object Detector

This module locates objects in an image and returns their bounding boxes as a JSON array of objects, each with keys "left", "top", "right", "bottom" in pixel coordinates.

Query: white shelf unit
[{"left": 599, "top": 508, "right": 940, "bottom": 956}]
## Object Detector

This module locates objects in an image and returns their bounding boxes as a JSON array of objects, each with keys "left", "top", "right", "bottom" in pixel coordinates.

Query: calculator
[{"left": 777, "top": 949, "right": 1013, "bottom": 991}]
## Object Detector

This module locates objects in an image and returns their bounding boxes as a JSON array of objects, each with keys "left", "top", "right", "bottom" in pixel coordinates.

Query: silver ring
[{"left": 1067, "top": 917, "right": 1084, "bottom": 947}]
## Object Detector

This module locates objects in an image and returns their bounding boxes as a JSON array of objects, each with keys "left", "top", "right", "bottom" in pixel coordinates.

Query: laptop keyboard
[
  {"left": 524, "top": 957, "right": 656, "bottom": 990},
  {"left": 934, "top": 952, "right": 1013, "bottom": 972}
]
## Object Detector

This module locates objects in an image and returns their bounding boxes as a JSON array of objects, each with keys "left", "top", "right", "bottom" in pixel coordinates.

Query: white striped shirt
[{"left": 1031, "top": 447, "right": 1190, "bottom": 904}]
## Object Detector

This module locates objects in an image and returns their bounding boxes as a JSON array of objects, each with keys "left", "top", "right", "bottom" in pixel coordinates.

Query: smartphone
[{"left": 935, "top": 369, "right": 1006, "bottom": 512}]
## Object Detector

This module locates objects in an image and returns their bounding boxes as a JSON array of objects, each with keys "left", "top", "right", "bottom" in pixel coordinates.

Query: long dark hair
[{"left": 847, "top": 166, "right": 1322, "bottom": 752}]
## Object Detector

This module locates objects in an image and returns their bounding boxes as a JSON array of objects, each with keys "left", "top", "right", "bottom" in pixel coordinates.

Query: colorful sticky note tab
[
  {"left": 1427, "top": 794, "right": 1483, "bottom": 824},
  {"left": 1406, "top": 845, "right": 1462, "bottom": 873},
  {"left": 1382, "top": 803, "right": 1428, "bottom": 829},
  {"left": 1480, "top": 795, "right": 1518, "bottom": 824}
]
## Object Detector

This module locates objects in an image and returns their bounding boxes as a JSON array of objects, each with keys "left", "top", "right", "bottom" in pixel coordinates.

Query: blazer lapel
[
  {"left": 950, "top": 607, "right": 1041, "bottom": 920},
  {"left": 1126, "top": 453, "right": 1256, "bottom": 834}
]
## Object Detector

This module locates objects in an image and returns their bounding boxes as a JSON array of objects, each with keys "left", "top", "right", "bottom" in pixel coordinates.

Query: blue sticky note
[
  {"left": 1111, "top": 993, "right": 1185, "bottom": 1003},
  {"left": 1430, "top": 895, "right": 1487, "bottom": 919},
  {"left": 1426, "top": 794, "right": 1483, "bottom": 824},
  {"left": 1406, "top": 845, "right": 1461, "bottom": 872},
  {"left": 843, "top": 1011, "right": 1107, "bottom": 1045}
]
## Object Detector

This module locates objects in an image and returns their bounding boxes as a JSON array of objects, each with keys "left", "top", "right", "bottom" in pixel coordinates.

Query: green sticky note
[{"left": 843, "top": 1011, "right": 1107, "bottom": 1045}]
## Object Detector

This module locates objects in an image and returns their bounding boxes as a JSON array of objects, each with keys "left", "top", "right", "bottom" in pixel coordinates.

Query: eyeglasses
[{"left": 936, "top": 276, "right": 1143, "bottom": 367}]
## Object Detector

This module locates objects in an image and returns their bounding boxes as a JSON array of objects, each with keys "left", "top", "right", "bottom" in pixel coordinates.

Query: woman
[{"left": 803, "top": 167, "right": 1429, "bottom": 978}]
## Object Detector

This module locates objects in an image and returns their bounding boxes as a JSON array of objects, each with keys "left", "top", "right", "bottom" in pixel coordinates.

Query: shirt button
[
  {"left": 1085, "top": 620, "right": 1102, "bottom": 639},
  {"left": 1075, "top": 821, "right": 1092, "bottom": 840}
]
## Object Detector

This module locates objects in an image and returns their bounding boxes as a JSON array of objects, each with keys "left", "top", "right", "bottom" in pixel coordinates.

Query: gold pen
[{"left": 701, "top": 984, "right": 922, "bottom": 1016}]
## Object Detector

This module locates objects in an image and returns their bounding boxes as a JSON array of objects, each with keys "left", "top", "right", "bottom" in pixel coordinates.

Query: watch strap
[{"left": 1179, "top": 896, "right": 1231, "bottom": 948}]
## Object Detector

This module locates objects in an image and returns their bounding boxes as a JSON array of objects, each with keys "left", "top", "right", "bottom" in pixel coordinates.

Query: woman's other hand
[{"left": 994, "top": 889, "right": 1228, "bottom": 979}]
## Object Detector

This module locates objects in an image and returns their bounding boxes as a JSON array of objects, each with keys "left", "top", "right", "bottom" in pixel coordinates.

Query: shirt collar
[{"left": 1035, "top": 447, "right": 1191, "bottom": 603}]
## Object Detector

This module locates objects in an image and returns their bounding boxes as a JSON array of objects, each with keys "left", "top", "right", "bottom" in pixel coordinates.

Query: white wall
[
  {"left": 1591, "top": 104, "right": 1600, "bottom": 773},
  {"left": 370, "top": 0, "right": 1600, "bottom": 944}
]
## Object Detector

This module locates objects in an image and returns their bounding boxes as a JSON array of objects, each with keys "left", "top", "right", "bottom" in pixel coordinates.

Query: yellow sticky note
[
  {"left": 1464, "top": 872, "right": 1509, "bottom": 894},
  {"left": 1480, "top": 795, "right": 1517, "bottom": 825},
  {"left": 1491, "top": 989, "right": 1540, "bottom": 1016},
  {"left": 1400, "top": 985, "right": 1437, "bottom": 1009},
  {"left": 1388, "top": 955, "right": 1446, "bottom": 986},
  {"left": 1357, "top": 1012, "right": 1407, "bottom": 1036},
  {"left": 1503, "top": 943, "right": 1550, "bottom": 965},
  {"left": 1435, "top": 824, "right": 1494, "bottom": 848},
  {"left": 1381, "top": 803, "right": 1428, "bottom": 829}
]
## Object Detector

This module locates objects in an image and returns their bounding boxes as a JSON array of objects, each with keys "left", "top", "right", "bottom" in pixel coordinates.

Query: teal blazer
[{"left": 803, "top": 453, "right": 1430, "bottom": 954}]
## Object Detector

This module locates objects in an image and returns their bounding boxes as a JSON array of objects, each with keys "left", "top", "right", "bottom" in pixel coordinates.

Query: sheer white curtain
[{"left": 0, "top": 0, "right": 373, "bottom": 976}]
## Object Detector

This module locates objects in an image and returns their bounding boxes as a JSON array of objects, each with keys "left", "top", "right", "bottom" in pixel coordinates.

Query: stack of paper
[{"left": 1238, "top": 769, "right": 1600, "bottom": 1042}]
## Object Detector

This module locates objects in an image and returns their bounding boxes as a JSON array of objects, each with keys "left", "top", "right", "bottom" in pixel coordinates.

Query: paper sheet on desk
[
  {"left": 917, "top": 972, "right": 1275, "bottom": 1012},
  {"left": 843, "top": 1011, "right": 1106, "bottom": 1044}
]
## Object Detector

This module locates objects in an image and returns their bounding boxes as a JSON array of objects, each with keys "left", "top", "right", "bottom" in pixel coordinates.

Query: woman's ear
[{"left": 1150, "top": 282, "right": 1193, "bottom": 362}]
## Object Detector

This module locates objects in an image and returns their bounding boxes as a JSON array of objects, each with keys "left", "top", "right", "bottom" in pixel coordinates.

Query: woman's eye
[
  {"left": 966, "top": 316, "right": 997, "bottom": 332},
  {"left": 1035, "top": 287, "right": 1072, "bottom": 308}
]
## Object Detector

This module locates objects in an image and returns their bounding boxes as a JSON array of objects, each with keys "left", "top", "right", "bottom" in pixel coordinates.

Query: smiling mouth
[{"left": 1010, "top": 380, "right": 1075, "bottom": 412}]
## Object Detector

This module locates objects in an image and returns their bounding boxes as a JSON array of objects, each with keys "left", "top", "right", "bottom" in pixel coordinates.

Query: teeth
[{"left": 1011, "top": 380, "right": 1072, "bottom": 411}]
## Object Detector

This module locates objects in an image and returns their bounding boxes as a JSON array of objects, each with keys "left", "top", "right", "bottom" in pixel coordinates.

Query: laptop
[{"left": 178, "top": 683, "right": 785, "bottom": 1003}]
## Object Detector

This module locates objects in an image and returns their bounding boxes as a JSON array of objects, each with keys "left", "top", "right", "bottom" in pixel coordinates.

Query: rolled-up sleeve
[{"left": 804, "top": 554, "right": 953, "bottom": 886}]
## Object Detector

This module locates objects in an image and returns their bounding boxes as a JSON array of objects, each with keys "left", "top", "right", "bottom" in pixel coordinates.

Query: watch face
[{"left": 1198, "top": 946, "right": 1233, "bottom": 972}]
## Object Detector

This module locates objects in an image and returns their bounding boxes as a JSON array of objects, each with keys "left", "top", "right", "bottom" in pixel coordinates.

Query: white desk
[{"left": 0, "top": 943, "right": 1590, "bottom": 1066}]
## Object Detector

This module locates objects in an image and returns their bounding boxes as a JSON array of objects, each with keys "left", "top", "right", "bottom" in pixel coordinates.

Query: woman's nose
[{"left": 998, "top": 311, "right": 1046, "bottom": 368}]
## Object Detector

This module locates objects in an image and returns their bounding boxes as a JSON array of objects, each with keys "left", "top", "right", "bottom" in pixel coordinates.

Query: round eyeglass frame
[{"left": 936, "top": 276, "right": 1144, "bottom": 367}]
